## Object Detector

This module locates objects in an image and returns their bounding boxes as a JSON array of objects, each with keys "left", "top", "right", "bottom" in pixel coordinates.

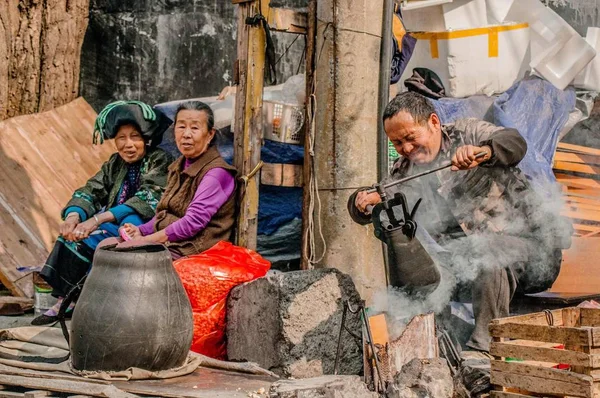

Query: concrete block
[
  {"left": 270, "top": 375, "right": 379, "bottom": 398},
  {"left": 227, "top": 268, "right": 363, "bottom": 379}
]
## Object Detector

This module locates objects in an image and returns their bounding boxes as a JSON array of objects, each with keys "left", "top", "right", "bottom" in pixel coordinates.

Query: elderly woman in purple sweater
[{"left": 122, "top": 101, "right": 237, "bottom": 257}]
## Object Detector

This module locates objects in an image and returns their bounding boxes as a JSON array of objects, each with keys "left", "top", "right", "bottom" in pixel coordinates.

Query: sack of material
[{"left": 174, "top": 242, "right": 271, "bottom": 359}]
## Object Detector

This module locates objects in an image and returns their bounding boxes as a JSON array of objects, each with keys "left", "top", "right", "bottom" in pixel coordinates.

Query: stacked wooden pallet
[
  {"left": 550, "top": 143, "right": 600, "bottom": 295},
  {"left": 490, "top": 307, "right": 600, "bottom": 397},
  {"left": 554, "top": 142, "right": 600, "bottom": 237}
]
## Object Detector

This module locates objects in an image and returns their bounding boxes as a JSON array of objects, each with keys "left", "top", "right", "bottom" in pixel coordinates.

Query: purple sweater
[{"left": 138, "top": 163, "right": 235, "bottom": 242}]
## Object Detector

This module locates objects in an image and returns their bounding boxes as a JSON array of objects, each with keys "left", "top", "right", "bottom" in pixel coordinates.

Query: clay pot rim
[{"left": 99, "top": 241, "right": 167, "bottom": 254}]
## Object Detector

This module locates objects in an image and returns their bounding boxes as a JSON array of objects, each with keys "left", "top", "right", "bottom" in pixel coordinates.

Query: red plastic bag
[{"left": 173, "top": 241, "right": 270, "bottom": 359}]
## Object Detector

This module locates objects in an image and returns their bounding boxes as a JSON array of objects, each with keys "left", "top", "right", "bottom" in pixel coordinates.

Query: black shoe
[{"left": 30, "top": 310, "right": 73, "bottom": 326}]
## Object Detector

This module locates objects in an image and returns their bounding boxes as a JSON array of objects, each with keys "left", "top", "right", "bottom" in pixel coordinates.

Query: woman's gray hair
[{"left": 174, "top": 101, "right": 215, "bottom": 130}]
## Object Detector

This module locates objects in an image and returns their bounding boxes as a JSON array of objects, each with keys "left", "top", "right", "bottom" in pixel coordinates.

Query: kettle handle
[{"left": 57, "top": 281, "right": 84, "bottom": 348}]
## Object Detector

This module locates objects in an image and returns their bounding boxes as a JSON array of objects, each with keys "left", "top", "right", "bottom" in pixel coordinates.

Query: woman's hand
[
  {"left": 60, "top": 214, "right": 80, "bottom": 241},
  {"left": 355, "top": 190, "right": 382, "bottom": 215},
  {"left": 121, "top": 223, "right": 142, "bottom": 240},
  {"left": 72, "top": 218, "right": 99, "bottom": 242},
  {"left": 451, "top": 145, "right": 492, "bottom": 171}
]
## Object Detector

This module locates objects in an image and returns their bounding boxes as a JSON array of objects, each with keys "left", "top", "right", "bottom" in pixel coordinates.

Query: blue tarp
[{"left": 433, "top": 76, "right": 576, "bottom": 191}]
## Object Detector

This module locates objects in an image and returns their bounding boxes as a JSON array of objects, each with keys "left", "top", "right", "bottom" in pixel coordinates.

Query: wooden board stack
[
  {"left": 554, "top": 142, "right": 600, "bottom": 237},
  {"left": 0, "top": 98, "right": 113, "bottom": 298},
  {"left": 550, "top": 143, "right": 600, "bottom": 295}
]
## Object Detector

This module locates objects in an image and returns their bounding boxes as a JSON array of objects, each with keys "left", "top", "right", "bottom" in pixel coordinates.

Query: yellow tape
[
  {"left": 410, "top": 23, "right": 528, "bottom": 59},
  {"left": 488, "top": 30, "right": 499, "bottom": 57},
  {"left": 430, "top": 38, "right": 439, "bottom": 59}
]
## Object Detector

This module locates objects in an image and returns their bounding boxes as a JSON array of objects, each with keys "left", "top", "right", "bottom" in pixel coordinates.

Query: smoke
[{"left": 370, "top": 162, "right": 571, "bottom": 341}]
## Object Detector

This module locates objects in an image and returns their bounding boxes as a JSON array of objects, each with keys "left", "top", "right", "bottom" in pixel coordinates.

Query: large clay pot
[{"left": 70, "top": 243, "right": 193, "bottom": 372}]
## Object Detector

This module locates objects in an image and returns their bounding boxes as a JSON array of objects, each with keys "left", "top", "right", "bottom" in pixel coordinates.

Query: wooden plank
[
  {"left": 492, "top": 371, "right": 592, "bottom": 397},
  {"left": 261, "top": 163, "right": 303, "bottom": 187},
  {"left": 0, "top": 297, "right": 34, "bottom": 316},
  {"left": 491, "top": 392, "right": 540, "bottom": 398},
  {"left": 489, "top": 323, "right": 593, "bottom": 347},
  {"left": 267, "top": 8, "right": 307, "bottom": 34},
  {"left": 564, "top": 188, "right": 600, "bottom": 198},
  {"left": 554, "top": 161, "right": 600, "bottom": 176},
  {"left": 0, "top": 98, "right": 111, "bottom": 297},
  {"left": 567, "top": 196, "right": 600, "bottom": 206},
  {"left": 491, "top": 361, "right": 594, "bottom": 397},
  {"left": 490, "top": 309, "right": 566, "bottom": 326},
  {"left": 550, "top": 237, "right": 600, "bottom": 294},
  {"left": 490, "top": 342, "right": 599, "bottom": 368},
  {"left": 561, "top": 210, "right": 600, "bottom": 223},
  {"left": 300, "top": 0, "right": 317, "bottom": 270},
  {"left": 23, "top": 391, "right": 51, "bottom": 398},
  {"left": 558, "top": 143, "right": 600, "bottom": 157},
  {"left": 573, "top": 223, "right": 600, "bottom": 233},
  {"left": 555, "top": 151, "right": 600, "bottom": 166},
  {"left": 494, "top": 359, "right": 594, "bottom": 384},
  {"left": 0, "top": 392, "right": 29, "bottom": 398},
  {"left": 581, "top": 309, "right": 600, "bottom": 328},
  {"left": 565, "top": 202, "right": 600, "bottom": 212},
  {"left": 234, "top": 0, "right": 267, "bottom": 250},
  {"left": 0, "top": 375, "right": 136, "bottom": 398},
  {"left": 556, "top": 174, "right": 600, "bottom": 190}
]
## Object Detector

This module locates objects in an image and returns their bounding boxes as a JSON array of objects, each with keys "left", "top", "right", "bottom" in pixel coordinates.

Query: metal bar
[
  {"left": 361, "top": 305, "right": 385, "bottom": 393},
  {"left": 366, "top": 152, "right": 487, "bottom": 194},
  {"left": 334, "top": 302, "right": 349, "bottom": 375},
  {"left": 377, "top": 0, "right": 395, "bottom": 292},
  {"left": 377, "top": 0, "right": 394, "bottom": 180}
]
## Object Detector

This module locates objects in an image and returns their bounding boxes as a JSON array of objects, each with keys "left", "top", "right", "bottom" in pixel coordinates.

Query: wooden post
[
  {"left": 233, "top": 0, "right": 268, "bottom": 250},
  {"left": 301, "top": 0, "right": 317, "bottom": 270}
]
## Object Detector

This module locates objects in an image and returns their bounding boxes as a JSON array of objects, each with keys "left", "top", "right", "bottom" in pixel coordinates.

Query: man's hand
[
  {"left": 60, "top": 214, "right": 80, "bottom": 241},
  {"left": 355, "top": 191, "right": 382, "bottom": 215},
  {"left": 451, "top": 145, "right": 492, "bottom": 171}
]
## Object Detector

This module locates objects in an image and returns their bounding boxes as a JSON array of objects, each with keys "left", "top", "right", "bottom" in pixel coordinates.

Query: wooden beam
[
  {"left": 558, "top": 143, "right": 600, "bottom": 157},
  {"left": 488, "top": 323, "right": 593, "bottom": 347},
  {"left": 0, "top": 375, "right": 135, "bottom": 398},
  {"left": 267, "top": 8, "right": 307, "bottom": 34},
  {"left": 555, "top": 152, "right": 600, "bottom": 166},
  {"left": 261, "top": 163, "right": 303, "bottom": 187},
  {"left": 234, "top": 0, "right": 267, "bottom": 250},
  {"left": 301, "top": 0, "right": 317, "bottom": 270},
  {"left": 491, "top": 360, "right": 594, "bottom": 397},
  {"left": 554, "top": 161, "right": 600, "bottom": 176},
  {"left": 490, "top": 341, "right": 599, "bottom": 368}
]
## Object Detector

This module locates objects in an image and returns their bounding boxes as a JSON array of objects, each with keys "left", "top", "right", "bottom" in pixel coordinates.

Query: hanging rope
[
  {"left": 303, "top": 89, "right": 327, "bottom": 268},
  {"left": 93, "top": 100, "right": 157, "bottom": 145}
]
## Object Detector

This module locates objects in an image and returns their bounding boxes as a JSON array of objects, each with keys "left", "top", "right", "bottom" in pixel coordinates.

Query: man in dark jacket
[{"left": 349, "top": 92, "right": 571, "bottom": 352}]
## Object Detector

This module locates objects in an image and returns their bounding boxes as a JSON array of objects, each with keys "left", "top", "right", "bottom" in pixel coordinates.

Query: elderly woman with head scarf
[
  {"left": 122, "top": 101, "right": 237, "bottom": 258},
  {"left": 32, "top": 101, "right": 173, "bottom": 325}
]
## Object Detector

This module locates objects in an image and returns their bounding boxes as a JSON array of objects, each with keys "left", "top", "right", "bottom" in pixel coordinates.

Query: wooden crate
[{"left": 490, "top": 307, "right": 600, "bottom": 397}]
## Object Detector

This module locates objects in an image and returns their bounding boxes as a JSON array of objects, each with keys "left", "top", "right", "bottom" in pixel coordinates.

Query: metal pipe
[
  {"left": 378, "top": 0, "right": 394, "bottom": 180},
  {"left": 378, "top": 0, "right": 395, "bottom": 291},
  {"left": 366, "top": 152, "right": 487, "bottom": 194}
]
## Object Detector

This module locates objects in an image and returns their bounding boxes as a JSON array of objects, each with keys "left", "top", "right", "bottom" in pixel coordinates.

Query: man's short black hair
[{"left": 383, "top": 91, "right": 436, "bottom": 125}]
